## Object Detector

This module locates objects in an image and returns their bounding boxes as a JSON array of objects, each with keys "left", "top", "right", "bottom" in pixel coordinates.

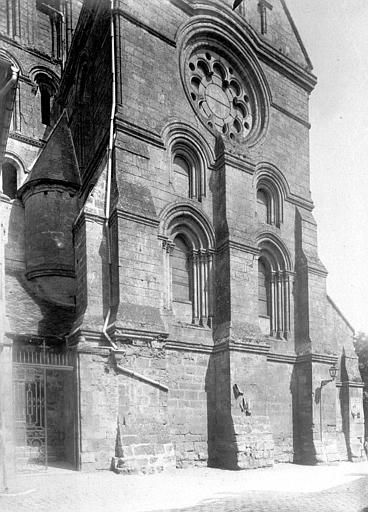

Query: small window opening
[
  {"left": 258, "top": 259, "right": 270, "bottom": 317},
  {"left": 171, "top": 235, "right": 192, "bottom": 303},
  {"left": 40, "top": 84, "right": 51, "bottom": 125},
  {"left": 257, "top": 188, "right": 269, "bottom": 224},
  {"left": 2, "top": 162, "right": 17, "bottom": 199}
]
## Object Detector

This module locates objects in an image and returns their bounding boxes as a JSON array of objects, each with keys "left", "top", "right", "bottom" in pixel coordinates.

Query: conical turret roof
[{"left": 21, "top": 111, "right": 81, "bottom": 192}]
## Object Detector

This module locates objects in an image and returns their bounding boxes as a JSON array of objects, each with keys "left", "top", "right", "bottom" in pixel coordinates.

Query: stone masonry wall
[{"left": 167, "top": 349, "right": 211, "bottom": 467}]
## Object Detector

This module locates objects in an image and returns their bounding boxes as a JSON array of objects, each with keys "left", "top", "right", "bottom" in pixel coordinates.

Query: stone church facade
[{"left": 0, "top": 0, "right": 364, "bottom": 476}]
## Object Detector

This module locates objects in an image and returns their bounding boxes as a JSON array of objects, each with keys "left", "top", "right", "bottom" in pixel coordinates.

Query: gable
[{"left": 235, "top": 0, "right": 312, "bottom": 70}]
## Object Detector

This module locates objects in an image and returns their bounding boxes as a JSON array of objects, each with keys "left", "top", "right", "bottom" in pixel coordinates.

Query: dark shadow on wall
[
  {"left": 205, "top": 349, "right": 238, "bottom": 470},
  {"left": 293, "top": 208, "right": 310, "bottom": 351},
  {"left": 5, "top": 200, "right": 75, "bottom": 338},
  {"left": 290, "top": 363, "right": 317, "bottom": 465},
  {"left": 339, "top": 350, "right": 353, "bottom": 461}
]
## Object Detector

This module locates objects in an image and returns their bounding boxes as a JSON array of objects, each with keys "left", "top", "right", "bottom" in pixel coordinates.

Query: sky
[{"left": 285, "top": 0, "right": 368, "bottom": 334}]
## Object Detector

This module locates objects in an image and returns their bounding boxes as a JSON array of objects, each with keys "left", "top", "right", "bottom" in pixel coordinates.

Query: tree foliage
[
  {"left": 354, "top": 332, "right": 368, "bottom": 371},
  {"left": 354, "top": 332, "right": 368, "bottom": 440}
]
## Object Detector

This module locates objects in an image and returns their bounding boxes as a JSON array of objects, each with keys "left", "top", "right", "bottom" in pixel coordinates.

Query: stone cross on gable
[{"left": 258, "top": 0, "right": 273, "bottom": 34}]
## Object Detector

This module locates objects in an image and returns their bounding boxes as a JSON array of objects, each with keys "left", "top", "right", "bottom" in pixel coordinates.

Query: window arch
[
  {"left": 171, "top": 234, "right": 192, "bottom": 302},
  {"left": 258, "top": 258, "right": 270, "bottom": 317},
  {"left": 34, "top": 73, "right": 57, "bottom": 126},
  {"left": 171, "top": 142, "right": 204, "bottom": 201},
  {"left": 160, "top": 203, "right": 215, "bottom": 326},
  {"left": 257, "top": 188, "right": 270, "bottom": 224},
  {"left": 256, "top": 178, "right": 282, "bottom": 227},
  {"left": 257, "top": 236, "right": 293, "bottom": 339},
  {"left": 1, "top": 161, "right": 17, "bottom": 199}
]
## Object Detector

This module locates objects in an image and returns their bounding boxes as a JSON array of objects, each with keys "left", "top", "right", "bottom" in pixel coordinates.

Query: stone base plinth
[{"left": 111, "top": 442, "right": 176, "bottom": 474}]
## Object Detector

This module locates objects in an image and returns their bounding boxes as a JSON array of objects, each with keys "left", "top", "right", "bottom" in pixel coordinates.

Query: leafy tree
[{"left": 354, "top": 332, "right": 368, "bottom": 441}]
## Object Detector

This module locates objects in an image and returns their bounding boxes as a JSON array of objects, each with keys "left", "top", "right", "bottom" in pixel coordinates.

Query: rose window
[{"left": 187, "top": 50, "right": 254, "bottom": 141}]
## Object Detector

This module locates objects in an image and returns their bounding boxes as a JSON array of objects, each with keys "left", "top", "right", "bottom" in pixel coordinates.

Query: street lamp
[
  {"left": 328, "top": 364, "right": 338, "bottom": 381},
  {"left": 319, "top": 364, "right": 338, "bottom": 442}
]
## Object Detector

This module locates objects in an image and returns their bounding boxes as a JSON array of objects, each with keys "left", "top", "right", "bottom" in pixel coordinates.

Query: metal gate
[{"left": 13, "top": 340, "right": 73, "bottom": 472}]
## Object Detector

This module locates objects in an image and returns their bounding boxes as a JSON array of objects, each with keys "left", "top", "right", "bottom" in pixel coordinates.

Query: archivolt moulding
[{"left": 176, "top": 10, "right": 271, "bottom": 148}]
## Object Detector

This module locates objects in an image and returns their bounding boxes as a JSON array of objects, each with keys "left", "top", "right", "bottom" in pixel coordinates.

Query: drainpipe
[
  {"left": 101, "top": 2, "right": 168, "bottom": 393},
  {"left": 0, "top": 64, "right": 18, "bottom": 493},
  {"left": 102, "top": 0, "right": 118, "bottom": 351}
]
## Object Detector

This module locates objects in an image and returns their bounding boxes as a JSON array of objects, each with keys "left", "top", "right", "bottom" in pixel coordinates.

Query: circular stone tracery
[{"left": 187, "top": 50, "right": 254, "bottom": 141}]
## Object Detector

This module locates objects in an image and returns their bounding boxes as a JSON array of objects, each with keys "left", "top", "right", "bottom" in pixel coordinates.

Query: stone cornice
[
  {"left": 296, "top": 353, "right": 338, "bottom": 365},
  {"left": 285, "top": 193, "right": 314, "bottom": 212},
  {"left": 216, "top": 239, "right": 259, "bottom": 256},
  {"left": 336, "top": 380, "right": 364, "bottom": 389},
  {"left": 214, "top": 339, "right": 270, "bottom": 355},
  {"left": 73, "top": 211, "right": 105, "bottom": 233},
  {"left": 111, "top": 208, "right": 160, "bottom": 228},
  {"left": 271, "top": 102, "right": 311, "bottom": 129},
  {"left": 214, "top": 151, "right": 256, "bottom": 175},
  {"left": 19, "top": 180, "right": 79, "bottom": 201},
  {"left": 9, "top": 131, "right": 44, "bottom": 148},
  {"left": 113, "top": 8, "right": 176, "bottom": 48},
  {"left": 26, "top": 268, "right": 75, "bottom": 280},
  {"left": 307, "top": 265, "right": 328, "bottom": 278},
  {"left": 267, "top": 352, "right": 296, "bottom": 364},
  {"left": 115, "top": 327, "right": 168, "bottom": 343},
  {"left": 115, "top": 115, "right": 164, "bottom": 149},
  {"left": 166, "top": 340, "right": 212, "bottom": 354}
]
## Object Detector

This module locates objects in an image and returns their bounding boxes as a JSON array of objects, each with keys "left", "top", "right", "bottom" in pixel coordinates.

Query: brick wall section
[
  {"left": 266, "top": 360, "right": 294, "bottom": 463},
  {"left": 77, "top": 344, "right": 175, "bottom": 473},
  {"left": 167, "top": 349, "right": 210, "bottom": 467},
  {"left": 78, "top": 351, "right": 119, "bottom": 471}
]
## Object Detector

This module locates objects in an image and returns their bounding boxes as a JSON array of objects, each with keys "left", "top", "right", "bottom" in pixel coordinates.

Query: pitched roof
[{"left": 23, "top": 111, "right": 80, "bottom": 189}]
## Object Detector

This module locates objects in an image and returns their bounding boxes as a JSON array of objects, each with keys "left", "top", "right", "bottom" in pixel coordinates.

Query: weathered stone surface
[{"left": 0, "top": 0, "right": 364, "bottom": 478}]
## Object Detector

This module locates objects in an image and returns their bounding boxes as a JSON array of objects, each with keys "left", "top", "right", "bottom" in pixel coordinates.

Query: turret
[{"left": 18, "top": 111, "right": 80, "bottom": 307}]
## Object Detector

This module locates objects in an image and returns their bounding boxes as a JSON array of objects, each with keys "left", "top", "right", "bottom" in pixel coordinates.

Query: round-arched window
[{"left": 1, "top": 161, "right": 17, "bottom": 199}]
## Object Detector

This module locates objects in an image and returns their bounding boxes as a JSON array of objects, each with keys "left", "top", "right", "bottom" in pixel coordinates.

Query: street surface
[{"left": 0, "top": 461, "right": 367, "bottom": 512}]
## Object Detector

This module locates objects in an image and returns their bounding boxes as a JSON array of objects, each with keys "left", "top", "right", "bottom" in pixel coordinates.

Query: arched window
[
  {"left": 40, "top": 83, "right": 51, "bottom": 125},
  {"left": 1, "top": 161, "right": 17, "bottom": 199},
  {"left": 257, "top": 188, "right": 270, "bottom": 224},
  {"left": 258, "top": 258, "right": 270, "bottom": 317},
  {"left": 256, "top": 177, "right": 283, "bottom": 227},
  {"left": 34, "top": 74, "right": 56, "bottom": 126},
  {"left": 257, "top": 238, "right": 293, "bottom": 339},
  {"left": 173, "top": 155, "right": 191, "bottom": 199},
  {"left": 171, "top": 234, "right": 192, "bottom": 302},
  {"left": 161, "top": 204, "right": 215, "bottom": 326},
  {"left": 171, "top": 143, "right": 204, "bottom": 201}
]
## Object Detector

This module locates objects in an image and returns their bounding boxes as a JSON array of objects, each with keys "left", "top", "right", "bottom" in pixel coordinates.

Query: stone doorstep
[
  {"left": 111, "top": 454, "right": 176, "bottom": 475},
  {"left": 111, "top": 441, "right": 176, "bottom": 474}
]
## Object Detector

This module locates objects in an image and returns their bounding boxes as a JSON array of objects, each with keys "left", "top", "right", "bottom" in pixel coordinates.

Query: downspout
[
  {"left": 102, "top": 0, "right": 118, "bottom": 351},
  {"left": 101, "top": 4, "right": 168, "bottom": 393},
  {"left": 0, "top": 64, "right": 18, "bottom": 492}
]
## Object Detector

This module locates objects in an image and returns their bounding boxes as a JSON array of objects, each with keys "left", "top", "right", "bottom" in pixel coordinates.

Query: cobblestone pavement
[{"left": 0, "top": 462, "right": 367, "bottom": 512}]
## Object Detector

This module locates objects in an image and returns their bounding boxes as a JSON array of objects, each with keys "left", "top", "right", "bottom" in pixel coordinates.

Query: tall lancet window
[
  {"left": 257, "top": 238, "right": 293, "bottom": 339},
  {"left": 161, "top": 204, "right": 215, "bottom": 327},
  {"left": 171, "top": 235, "right": 192, "bottom": 303}
]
